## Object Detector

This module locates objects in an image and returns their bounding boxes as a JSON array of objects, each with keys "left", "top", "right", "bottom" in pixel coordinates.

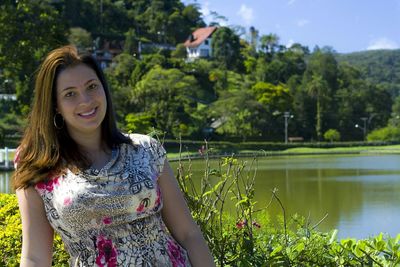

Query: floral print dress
[{"left": 30, "top": 134, "right": 191, "bottom": 267}]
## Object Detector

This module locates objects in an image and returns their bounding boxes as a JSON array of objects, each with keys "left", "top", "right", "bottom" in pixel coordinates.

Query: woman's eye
[
  {"left": 88, "top": 84, "right": 98, "bottom": 90},
  {"left": 65, "top": 91, "right": 75, "bottom": 97}
]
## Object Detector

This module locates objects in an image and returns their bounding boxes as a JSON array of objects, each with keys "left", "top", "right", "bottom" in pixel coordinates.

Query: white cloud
[
  {"left": 287, "top": 0, "right": 296, "bottom": 6},
  {"left": 286, "top": 39, "right": 295, "bottom": 48},
  {"left": 200, "top": 1, "right": 211, "bottom": 17},
  {"left": 297, "top": 19, "right": 310, "bottom": 27},
  {"left": 367, "top": 37, "right": 399, "bottom": 50},
  {"left": 237, "top": 4, "right": 254, "bottom": 25}
]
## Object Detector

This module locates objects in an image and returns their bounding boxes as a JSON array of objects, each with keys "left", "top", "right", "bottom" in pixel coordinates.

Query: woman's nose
[{"left": 79, "top": 91, "right": 92, "bottom": 104}]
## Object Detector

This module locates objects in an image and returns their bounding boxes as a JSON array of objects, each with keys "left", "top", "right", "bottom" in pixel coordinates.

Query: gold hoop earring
[{"left": 53, "top": 113, "right": 64, "bottom": 130}]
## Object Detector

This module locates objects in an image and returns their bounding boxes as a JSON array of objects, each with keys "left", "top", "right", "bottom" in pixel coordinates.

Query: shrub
[
  {"left": 175, "top": 143, "right": 400, "bottom": 266},
  {"left": 0, "top": 194, "right": 69, "bottom": 266},
  {"left": 324, "top": 129, "right": 341, "bottom": 142},
  {"left": 367, "top": 126, "right": 400, "bottom": 142}
]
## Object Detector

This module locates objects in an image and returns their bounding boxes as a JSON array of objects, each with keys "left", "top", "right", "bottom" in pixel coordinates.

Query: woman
[{"left": 13, "top": 45, "right": 215, "bottom": 267}]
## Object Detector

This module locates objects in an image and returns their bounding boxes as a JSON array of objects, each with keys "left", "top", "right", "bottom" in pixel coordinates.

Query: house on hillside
[
  {"left": 91, "top": 39, "right": 124, "bottom": 69},
  {"left": 184, "top": 26, "right": 217, "bottom": 61}
]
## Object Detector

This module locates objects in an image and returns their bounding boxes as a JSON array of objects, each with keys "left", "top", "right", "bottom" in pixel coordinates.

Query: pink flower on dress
[
  {"left": 95, "top": 235, "right": 117, "bottom": 267},
  {"left": 136, "top": 202, "right": 145, "bottom": 212},
  {"left": 167, "top": 239, "right": 186, "bottom": 267},
  {"left": 35, "top": 176, "right": 60, "bottom": 192},
  {"left": 103, "top": 217, "right": 112, "bottom": 225},
  {"left": 154, "top": 187, "right": 162, "bottom": 207},
  {"left": 63, "top": 197, "right": 72, "bottom": 206}
]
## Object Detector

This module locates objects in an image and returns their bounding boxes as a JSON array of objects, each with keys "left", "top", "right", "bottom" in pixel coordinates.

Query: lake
[
  {"left": 170, "top": 154, "right": 400, "bottom": 239},
  {"left": 2, "top": 154, "right": 400, "bottom": 239}
]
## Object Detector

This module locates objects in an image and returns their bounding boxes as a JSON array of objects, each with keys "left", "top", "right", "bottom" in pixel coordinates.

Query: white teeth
[{"left": 80, "top": 108, "right": 96, "bottom": 116}]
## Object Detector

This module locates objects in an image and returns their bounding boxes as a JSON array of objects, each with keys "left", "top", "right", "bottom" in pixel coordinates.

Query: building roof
[{"left": 184, "top": 26, "right": 217, "bottom": 48}]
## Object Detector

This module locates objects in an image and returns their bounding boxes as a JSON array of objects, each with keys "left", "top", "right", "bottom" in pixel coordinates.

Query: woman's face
[{"left": 55, "top": 64, "right": 107, "bottom": 139}]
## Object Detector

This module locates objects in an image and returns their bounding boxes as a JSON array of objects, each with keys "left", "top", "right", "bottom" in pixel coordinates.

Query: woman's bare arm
[
  {"left": 16, "top": 187, "right": 54, "bottom": 267},
  {"left": 160, "top": 160, "right": 215, "bottom": 267}
]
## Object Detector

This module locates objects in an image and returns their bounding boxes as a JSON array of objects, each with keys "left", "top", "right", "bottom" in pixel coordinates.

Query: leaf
[{"left": 270, "top": 245, "right": 283, "bottom": 257}]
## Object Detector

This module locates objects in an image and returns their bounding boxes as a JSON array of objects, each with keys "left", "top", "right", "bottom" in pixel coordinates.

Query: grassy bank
[{"left": 167, "top": 143, "right": 400, "bottom": 160}]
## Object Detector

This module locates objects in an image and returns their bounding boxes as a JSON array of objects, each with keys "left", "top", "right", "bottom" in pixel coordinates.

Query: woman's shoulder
[{"left": 125, "top": 133, "right": 160, "bottom": 148}]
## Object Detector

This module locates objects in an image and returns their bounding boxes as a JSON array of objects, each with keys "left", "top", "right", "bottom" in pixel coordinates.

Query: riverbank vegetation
[{"left": 2, "top": 155, "right": 400, "bottom": 266}]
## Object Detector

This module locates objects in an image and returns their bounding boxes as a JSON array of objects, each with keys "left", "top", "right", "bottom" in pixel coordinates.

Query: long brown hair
[{"left": 12, "top": 45, "right": 131, "bottom": 189}]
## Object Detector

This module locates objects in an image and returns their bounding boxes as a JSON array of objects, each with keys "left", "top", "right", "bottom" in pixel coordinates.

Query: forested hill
[{"left": 336, "top": 49, "right": 400, "bottom": 96}]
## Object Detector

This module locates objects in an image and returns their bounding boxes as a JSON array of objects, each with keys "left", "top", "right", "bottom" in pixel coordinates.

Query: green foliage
[
  {"left": 176, "top": 150, "right": 400, "bottom": 266},
  {"left": 336, "top": 49, "right": 400, "bottom": 95},
  {"left": 0, "top": 0, "right": 68, "bottom": 110},
  {"left": 0, "top": 194, "right": 21, "bottom": 266},
  {"left": 211, "top": 27, "right": 242, "bottom": 70},
  {"left": 132, "top": 66, "right": 201, "bottom": 137},
  {"left": 124, "top": 112, "right": 154, "bottom": 134},
  {"left": 367, "top": 126, "right": 400, "bottom": 142},
  {"left": 68, "top": 27, "right": 92, "bottom": 51},
  {"left": 0, "top": 194, "right": 69, "bottom": 266},
  {"left": 171, "top": 43, "right": 187, "bottom": 59},
  {"left": 252, "top": 81, "right": 292, "bottom": 111},
  {"left": 324, "top": 129, "right": 341, "bottom": 142},
  {"left": 1, "top": 0, "right": 399, "bottom": 142}
]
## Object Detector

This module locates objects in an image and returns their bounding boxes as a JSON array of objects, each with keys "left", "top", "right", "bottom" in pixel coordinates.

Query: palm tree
[
  {"left": 260, "top": 33, "right": 279, "bottom": 55},
  {"left": 306, "top": 74, "right": 328, "bottom": 140}
]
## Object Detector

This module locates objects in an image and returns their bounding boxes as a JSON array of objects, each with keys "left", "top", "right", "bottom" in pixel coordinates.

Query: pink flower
[
  {"left": 103, "top": 217, "right": 112, "bottom": 225},
  {"left": 63, "top": 197, "right": 72, "bottom": 206},
  {"left": 236, "top": 219, "right": 247, "bottom": 229},
  {"left": 136, "top": 202, "right": 145, "bottom": 212},
  {"left": 252, "top": 221, "right": 261, "bottom": 228},
  {"left": 198, "top": 145, "right": 206, "bottom": 156},
  {"left": 95, "top": 235, "right": 117, "bottom": 267},
  {"left": 167, "top": 239, "right": 186, "bottom": 267},
  {"left": 154, "top": 187, "right": 162, "bottom": 207},
  {"left": 35, "top": 176, "right": 60, "bottom": 192}
]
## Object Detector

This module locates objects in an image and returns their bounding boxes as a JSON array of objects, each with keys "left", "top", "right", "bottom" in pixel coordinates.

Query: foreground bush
[
  {"left": 1, "top": 151, "right": 400, "bottom": 266},
  {"left": 175, "top": 145, "right": 400, "bottom": 266},
  {"left": 0, "top": 194, "right": 69, "bottom": 266}
]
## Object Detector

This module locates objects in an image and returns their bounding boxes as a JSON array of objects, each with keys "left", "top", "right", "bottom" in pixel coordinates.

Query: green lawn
[{"left": 167, "top": 144, "right": 400, "bottom": 159}]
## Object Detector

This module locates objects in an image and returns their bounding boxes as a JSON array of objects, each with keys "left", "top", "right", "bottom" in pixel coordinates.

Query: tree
[
  {"left": 252, "top": 82, "right": 292, "bottom": 112},
  {"left": 211, "top": 27, "right": 241, "bottom": 70},
  {"left": 260, "top": 33, "right": 279, "bottom": 58},
  {"left": 171, "top": 43, "right": 187, "bottom": 59},
  {"left": 209, "top": 90, "right": 264, "bottom": 141},
  {"left": 324, "top": 129, "right": 340, "bottom": 142},
  {"left": 306, "top": 75, "right": 329, "bottom": 141},
  {"left": 0, "top": 0, "right": 67, "bottom": 112},
  {"left": 132, "top": 66, "right": 202, "bottom": 137},
  {"left": 68, "top": 27, "right": 92, "bottom": 51}
]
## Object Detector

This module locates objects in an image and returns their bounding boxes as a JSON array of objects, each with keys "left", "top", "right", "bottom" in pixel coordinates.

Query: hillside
[{"left": 336, "top": 49, "right": 400, "bottom": 96}]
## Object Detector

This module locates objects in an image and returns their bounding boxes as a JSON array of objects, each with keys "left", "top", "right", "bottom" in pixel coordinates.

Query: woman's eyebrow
[{"left": 61, "top": 79, "right": 98, "bottom": 91}]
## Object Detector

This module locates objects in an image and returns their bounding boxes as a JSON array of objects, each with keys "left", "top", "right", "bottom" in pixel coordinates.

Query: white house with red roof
[{"left": 184, "top": 26, "right": 217, "bottom": 61}]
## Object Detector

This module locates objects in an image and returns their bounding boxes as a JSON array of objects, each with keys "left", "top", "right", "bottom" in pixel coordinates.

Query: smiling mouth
[{"left": 78, "top": 107, "right": 97, "bottom": 117}]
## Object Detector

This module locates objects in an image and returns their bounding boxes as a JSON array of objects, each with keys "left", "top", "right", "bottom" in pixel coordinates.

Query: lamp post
[
  {"left": 284, "top": 111, "right": 294, "bottom": 144},
  {"left": 355, "top": 117, "right": 368, "bottom": 141}
]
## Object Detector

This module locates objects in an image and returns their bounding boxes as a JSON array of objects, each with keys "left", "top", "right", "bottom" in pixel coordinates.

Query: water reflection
[
  {"left": 173, "top": 154, "right": 400, "bottom": 239},
  {"left": 0, "top": 172, "right": 12, "bottom": 194}
]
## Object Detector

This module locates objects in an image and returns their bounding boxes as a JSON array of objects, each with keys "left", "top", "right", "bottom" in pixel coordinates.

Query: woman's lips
[{"left": 78, "top": 107, "right": 97, "bottom": 118}]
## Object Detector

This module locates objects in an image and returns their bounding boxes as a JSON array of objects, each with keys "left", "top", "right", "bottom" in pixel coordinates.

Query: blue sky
[{"left": 183, "top": 0, "right": 400, "bottom": 53}]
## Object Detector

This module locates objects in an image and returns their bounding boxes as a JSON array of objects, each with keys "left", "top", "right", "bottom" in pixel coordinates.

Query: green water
[
  {"left": 171, "top": 154, "right": 400, "bottom": 239},
  {"left": 3, "top": 154, "right": 400, "bottom": 239}
]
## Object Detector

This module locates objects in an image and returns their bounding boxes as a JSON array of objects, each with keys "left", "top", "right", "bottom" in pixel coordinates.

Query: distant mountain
[{"left": 336, "top": 49, "right": 400, "bottom": 96}]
